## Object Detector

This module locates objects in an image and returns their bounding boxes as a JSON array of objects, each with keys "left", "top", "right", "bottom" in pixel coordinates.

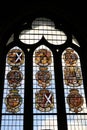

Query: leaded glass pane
[
  {"left": 33, "top": 45, "right": 58, "bottom": 129},
  {"left": 1, "top": 115, "right": 23, "bottom": 130},
  {"left": 19, "top": 17, "right": 67, "bottom": 45},
  {"left": 1, "top": 46, "right": 25, "bottom": 130},
  {"left": 33, "top": 115, "right": 58, "bottom": 130},
  {"left": 62, "top": 47, "right": 87, "bottom": 129},
  {"left": 67, "top": 115, "right": 87, "bottom": 130}
]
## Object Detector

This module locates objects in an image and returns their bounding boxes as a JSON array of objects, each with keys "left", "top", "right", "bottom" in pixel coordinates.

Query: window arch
[{"left": 0, "top": 17, "right": 87, "bottom": 130}]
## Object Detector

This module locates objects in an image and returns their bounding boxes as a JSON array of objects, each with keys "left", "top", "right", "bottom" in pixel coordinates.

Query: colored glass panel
[
  {"left": 7, "top": 66, "right": 23, "bottom": 88},
  {"left": 64, "top": 66, "right": 82, "bottom": 87},
  {"left": 7, "top": 48, "right": 25, "bottom": 66}
]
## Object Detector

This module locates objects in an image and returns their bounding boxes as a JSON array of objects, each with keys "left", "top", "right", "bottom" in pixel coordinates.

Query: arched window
[
  {"left": 1, "top": 46, "right": 25, "bottom": 130},
  {"left": 33, "top": 45, "right": 58, "bottom": 130},
  {"left": 62, "top": 47, "right": 87, "bottom": 129},
  {"left": 0, "top": 17, "right": 87, "bottom": 130}
]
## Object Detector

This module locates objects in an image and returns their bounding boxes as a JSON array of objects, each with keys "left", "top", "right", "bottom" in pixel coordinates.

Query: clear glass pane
[
  {"left": 19, "top": 17, "right": 67, "bottom": 45},
  {"left": 33, "top": 115, "right": 58, "bottom": 130},
  {"left": 67, "top": 115, "right": 87, "bottom": 130},
  {"left": 1, "top": 115, "right": 23, "bottom": 130}
]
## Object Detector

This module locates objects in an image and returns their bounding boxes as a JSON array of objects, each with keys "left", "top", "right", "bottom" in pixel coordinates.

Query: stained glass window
[
  {"left": 1, "top": 46, "right": 25, "bottom": 130},
  {"left": 33, "top": 45, "right": 58, "bottom": 130},
  {"left": 0, "top": 17, "right": 87, "bottom": 130},
  {"left": 62, "top": 47, "right": 87, "bottom": 129}
]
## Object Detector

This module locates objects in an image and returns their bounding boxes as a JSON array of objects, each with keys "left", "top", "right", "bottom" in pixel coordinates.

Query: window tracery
[{"left": 0, "top": 17, "right": 86, "bottom": 130}]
